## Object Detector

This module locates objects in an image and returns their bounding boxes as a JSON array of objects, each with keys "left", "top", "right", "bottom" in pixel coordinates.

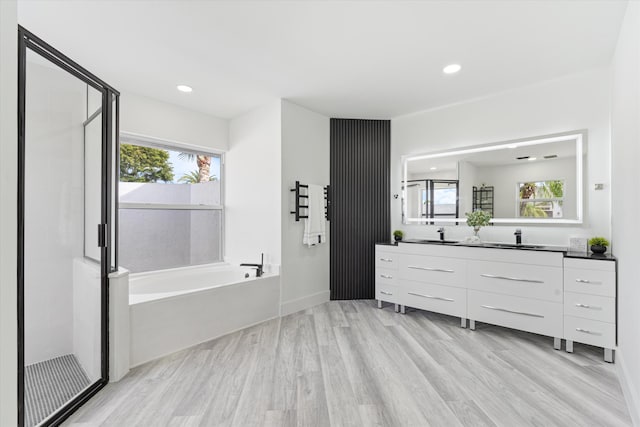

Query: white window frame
[{"left": 118, "top": 132, "right": 225, "bottom": 267}]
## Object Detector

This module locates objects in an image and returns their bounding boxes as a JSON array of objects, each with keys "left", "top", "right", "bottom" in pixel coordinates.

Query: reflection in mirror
[
  {"left": 403, "top": 159, "right": 458, "bottom": 223},
  {"left": 403, "top": 131, "right": 584, "bottom": 224}
]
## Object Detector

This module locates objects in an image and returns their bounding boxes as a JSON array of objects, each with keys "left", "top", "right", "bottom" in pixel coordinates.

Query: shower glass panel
[{"left": 18, "top": 27, "right": 118, "bottom": 427}]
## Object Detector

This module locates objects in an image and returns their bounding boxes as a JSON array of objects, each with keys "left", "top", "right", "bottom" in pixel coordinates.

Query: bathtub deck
[{"left": 63, "top": 300, "right": 631, "bottom": 426}]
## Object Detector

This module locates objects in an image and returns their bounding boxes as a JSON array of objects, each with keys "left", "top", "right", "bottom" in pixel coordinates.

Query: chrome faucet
[
  {"left": 241, "top": 253, "right": 264, "bottom": 277},
  {"left": 437, "top": 227, "right": 445, "bottom": 242},
  {"left": 514, "top": 229, "right": 522, "bottom": 245}
]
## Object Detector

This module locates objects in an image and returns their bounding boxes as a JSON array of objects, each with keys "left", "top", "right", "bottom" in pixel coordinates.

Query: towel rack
[{"left": 290, "top": 180, "right": 330, "bottom": 222}]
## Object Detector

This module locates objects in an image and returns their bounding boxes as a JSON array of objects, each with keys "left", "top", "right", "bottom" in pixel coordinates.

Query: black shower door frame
[{"left": 17, "top": 26, "right": 119, "bottom": 427}]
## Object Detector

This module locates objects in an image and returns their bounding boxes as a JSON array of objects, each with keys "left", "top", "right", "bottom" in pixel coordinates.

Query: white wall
[
  {"left": 391, "top": 68, "right": 611, "bottom": 246},
  {"left": 73, "top": 259, "right": 102, "bottom": 381},
  {"left": 611, "top": 2, "right": 640, "bottom": 425},
  {"left": 280, "top": 100, "right": 330, "bottom": 314},
  {"left": 0, "top": 0, "right": 18, "bottom": 424},
  {"left": 458, "top": 161, "right": 478, "bottom": 216},
  {"left": 120, "top": 91, "right": 228, "bottom": 152},
  {"left": 23, "top": 61, "right": 86, "bottom": 366},
  {"left": 226, "top": 100, "right": 282, "bottom": 268}
]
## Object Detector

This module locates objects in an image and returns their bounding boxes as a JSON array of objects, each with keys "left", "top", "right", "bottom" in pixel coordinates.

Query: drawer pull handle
[
  {"left": 380, "top": 274, "right": 393, "bottom": 279},
  {"left": 575, "top": 327, "right": 602, "bottom": 336},
  {"left": 575, "top": 303, "right": 601, "bottom": 310},
  {"left": 408, "top": 265, "right": 454, "bottom": 273},
  {"left": 575, "top": 279, "right": 602, "bottom": 285},
  {"left": 480, "top": 305, "right": 544, "bottom": 318},
  {"left": 408, "top": 292, "right": 454, "bottom": 302},
  {"left": 380, "top": 291, "right": 393, "bottom": 296},
  {"left": 380, "top": 258, "right": 393, "bottom": 262},
  {"left": 480, "top": 274, "right": 544, "bottom": 284}
]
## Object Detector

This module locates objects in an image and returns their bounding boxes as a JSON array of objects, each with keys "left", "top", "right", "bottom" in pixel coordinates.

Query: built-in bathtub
[{"left": 129, "top": 264, "right": 280, "bottom": 367}]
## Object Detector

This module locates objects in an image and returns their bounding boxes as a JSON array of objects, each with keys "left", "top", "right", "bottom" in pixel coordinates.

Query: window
[
  {"left": 403, "top": 179, "right": 459, "bottom": 222},
  {"left": 517, "top": 180, "right": 564, "bottom": 218},
  {"left": 118, "top": 137, "right": 223, "bottom": 273}
]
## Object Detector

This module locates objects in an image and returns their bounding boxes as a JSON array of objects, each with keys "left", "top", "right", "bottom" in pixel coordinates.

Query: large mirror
[{"left": 402, "top": 131, "right": 585, "bottom": 224}]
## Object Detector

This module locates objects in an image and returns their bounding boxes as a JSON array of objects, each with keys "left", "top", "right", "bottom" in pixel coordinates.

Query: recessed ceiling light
[
  {"left": 430, "top": 167, "right": 437, "bottom": 170},
  {"left": 528, "top": 157, "right": 537, "bottom": 161},
  {"left": 177, "top": 84, "right": 193, "bottom": 93},
  {"left": 443, "top": 64, "right": 462, "bottom": 74}
]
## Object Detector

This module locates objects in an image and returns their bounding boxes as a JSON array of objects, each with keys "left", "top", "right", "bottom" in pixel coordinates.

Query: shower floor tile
[{"left": 25, "top": 354, "right": 91, "bottom": 427}]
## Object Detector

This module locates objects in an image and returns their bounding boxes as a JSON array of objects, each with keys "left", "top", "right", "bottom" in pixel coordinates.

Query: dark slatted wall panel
[{"left": 330, "top": 119, "right": 391, "bottom": 300}]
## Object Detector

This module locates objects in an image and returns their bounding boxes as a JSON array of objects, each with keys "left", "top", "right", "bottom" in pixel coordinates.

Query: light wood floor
[{"left": 64, "top": 300, "right": 632, "bottom": 427}]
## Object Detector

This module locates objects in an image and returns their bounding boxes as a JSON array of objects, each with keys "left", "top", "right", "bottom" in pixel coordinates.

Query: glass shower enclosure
[{"left": 17, "top": 26, "right": 119, "bottom": 427}]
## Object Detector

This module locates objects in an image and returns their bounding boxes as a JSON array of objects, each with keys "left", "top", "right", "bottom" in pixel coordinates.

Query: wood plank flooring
[{"left": 64, "top": 301, "right": 632, "bottom": 427}]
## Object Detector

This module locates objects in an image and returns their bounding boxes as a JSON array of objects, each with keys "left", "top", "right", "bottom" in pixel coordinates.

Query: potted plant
[
  {"left": 393, "top": 230, "right": 404, "bottom": 242},
  {"left": 588, "top": 237, "right": 610, "bottom": 254},
  {"left": 465, "top": 210, "right": 492, "bottom": 242}
]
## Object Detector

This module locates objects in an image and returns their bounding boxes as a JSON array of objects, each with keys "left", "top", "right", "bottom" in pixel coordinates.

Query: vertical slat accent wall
[{"left": 330, "top": 119, "right": 391, "bottom": 300}]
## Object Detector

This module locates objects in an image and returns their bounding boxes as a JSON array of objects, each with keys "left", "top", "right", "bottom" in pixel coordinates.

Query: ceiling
[
  {"left": 18, "top": 1, "right": 628, "bottom": 119},
  {"left": 408, "top": 138, "right": 578, "bottom": 173}
]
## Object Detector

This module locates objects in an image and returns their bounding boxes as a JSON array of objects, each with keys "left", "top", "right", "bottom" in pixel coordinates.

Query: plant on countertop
[
  {"left": 588, "top": 237, "right": 610, "bottom": 254},
  {"left": 393, "top": 230, "right": 404, "bottom": 242},
  {"left": 465, "top": 210, "right": 492, "bottom": 240},
  {"left": 588, "top": 237, "right": 610, "bottom": 247}
]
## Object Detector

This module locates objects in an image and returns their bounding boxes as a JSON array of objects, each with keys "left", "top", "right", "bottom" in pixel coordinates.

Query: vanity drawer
[
  {"left": 376, "top": 251, "right": 399, "bottom": 270},
  {"left": 401, "top": 280, "right": 467, "bottom": 318},
  {"left": 564, "top": 268, "right": 615, "bottom": 297},
  {"left": 375, "top": 284, "right": 400, "bottom": 304},
  {"left": 399, "top": 254, "right": 466, "bottom": 287},
  {"left": 564, "top": 292, "right": 615, "bottom": 323},
  {"left": 376, "top": 268, "right": 397, "bottom": 286},
  {"left": 467, "top": 260, "right": 563, "bottom": 302},
  {"left": 468, "top": 290, "right": 563, "bottom": 338},
  {"left": 564, "top": 316, "right": 615, "bottom": 349}
]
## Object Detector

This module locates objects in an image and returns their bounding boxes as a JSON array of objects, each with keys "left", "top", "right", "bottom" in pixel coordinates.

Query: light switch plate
[{"left": 569, "top": 237, "right": 588, "bottom": 253}]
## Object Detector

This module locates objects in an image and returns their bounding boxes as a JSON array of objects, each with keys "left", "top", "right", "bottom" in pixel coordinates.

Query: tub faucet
[
  {"left": 437, "top": 227, "right": 445, "bottom": 242},
  {"left": 241, "top": 253, "right": 264, "bottom": 277},
  {"left": 515, "top": 229, "right": 522, "bottom": 245}
]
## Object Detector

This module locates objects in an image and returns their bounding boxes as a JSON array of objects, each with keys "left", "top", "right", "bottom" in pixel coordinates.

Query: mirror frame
[{"left": 402, "top": 130, "right": 585, "bottom": 225}]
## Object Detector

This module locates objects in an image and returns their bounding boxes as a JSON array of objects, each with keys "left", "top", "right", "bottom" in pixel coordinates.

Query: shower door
[{"left": 17, "top": 26, "right": 119, "bottom": 427}]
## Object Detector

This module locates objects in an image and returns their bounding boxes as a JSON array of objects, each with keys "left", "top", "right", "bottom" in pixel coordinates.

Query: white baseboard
[
  {"left": 280, "top": 290, "right": 330, "bottom": 316},
  {"left": 617, "top": 350, "right": 640, "bottom": 426}
]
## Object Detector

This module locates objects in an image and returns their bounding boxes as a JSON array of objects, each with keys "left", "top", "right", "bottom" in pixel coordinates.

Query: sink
[{"left": 483, "top": 243, "right": 540, "bottom": 249}]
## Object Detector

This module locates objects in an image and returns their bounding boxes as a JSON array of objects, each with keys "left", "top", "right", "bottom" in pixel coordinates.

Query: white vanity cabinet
[
  {"left": 375, "top": 245, "right": 401, "bottom": 311},
  {"left": 397, "top": 249, "right": 468, "bottom": 325},
  {"left": 375, "top": 242, "right": 618, "bottom": 361},
  {"left": 563, "top": 257, "right": 617, "bottom": 362},
  {"left": 465, "top": 248, "right": 564, "bottom": 348}
]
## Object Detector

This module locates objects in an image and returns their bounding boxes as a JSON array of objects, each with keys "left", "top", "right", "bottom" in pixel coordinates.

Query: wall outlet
[{"left": 569, "top": 237, "right": 588, "bottom": 253}]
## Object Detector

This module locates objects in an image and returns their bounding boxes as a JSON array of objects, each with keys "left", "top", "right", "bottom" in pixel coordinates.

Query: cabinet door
[
  {"left": 468, "top": 290, "right": 563, "bottom": 338},
  {"left": 564, "top": 316, "right": 615, "bottom": 349},
  {"left": 563, "top": 292, "right": 615, "bottom": 323},
  {"left": 564, "top": 268, "right": 615, "bottom": 297},
  {"left": 399, "top": 254, "right": 466, "bottom": 287},
  {"left": 467, "top": 260, "right": 563, "bottom": 302},
  {"left": 402, "top": 281, "right": 467, "bottom": 318},
  {"left": 376, "top": 251, "right": 399, "bottom": 271}
]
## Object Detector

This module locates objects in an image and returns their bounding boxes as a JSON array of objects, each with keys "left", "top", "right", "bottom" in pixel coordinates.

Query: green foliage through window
[
  {"left": 120, "top": 144, "right": 174, "bottom": 183},
  {"left": 518, "top": 180, "right": 564, "bottom": 218}
]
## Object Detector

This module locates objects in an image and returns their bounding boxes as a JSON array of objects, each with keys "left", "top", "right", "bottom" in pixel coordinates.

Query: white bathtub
[{"left": 129, "top": 264, "right": 280, "bottom": 367}]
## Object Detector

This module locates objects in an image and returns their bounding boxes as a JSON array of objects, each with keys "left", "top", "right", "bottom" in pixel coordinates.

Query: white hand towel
[{"left": 303, "top": 184, "right": 326, "bottom": 247}]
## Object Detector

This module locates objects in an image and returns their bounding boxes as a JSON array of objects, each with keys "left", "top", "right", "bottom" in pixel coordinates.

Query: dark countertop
[
  {"left": 565, "top": 251, "right": 616, "bottom": 261},
  {"left": 376, "top": 239, "right": 616, "bottom": 261},
  {"left": 376, "top": 241, "right": 398, "bottom": 246}
]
